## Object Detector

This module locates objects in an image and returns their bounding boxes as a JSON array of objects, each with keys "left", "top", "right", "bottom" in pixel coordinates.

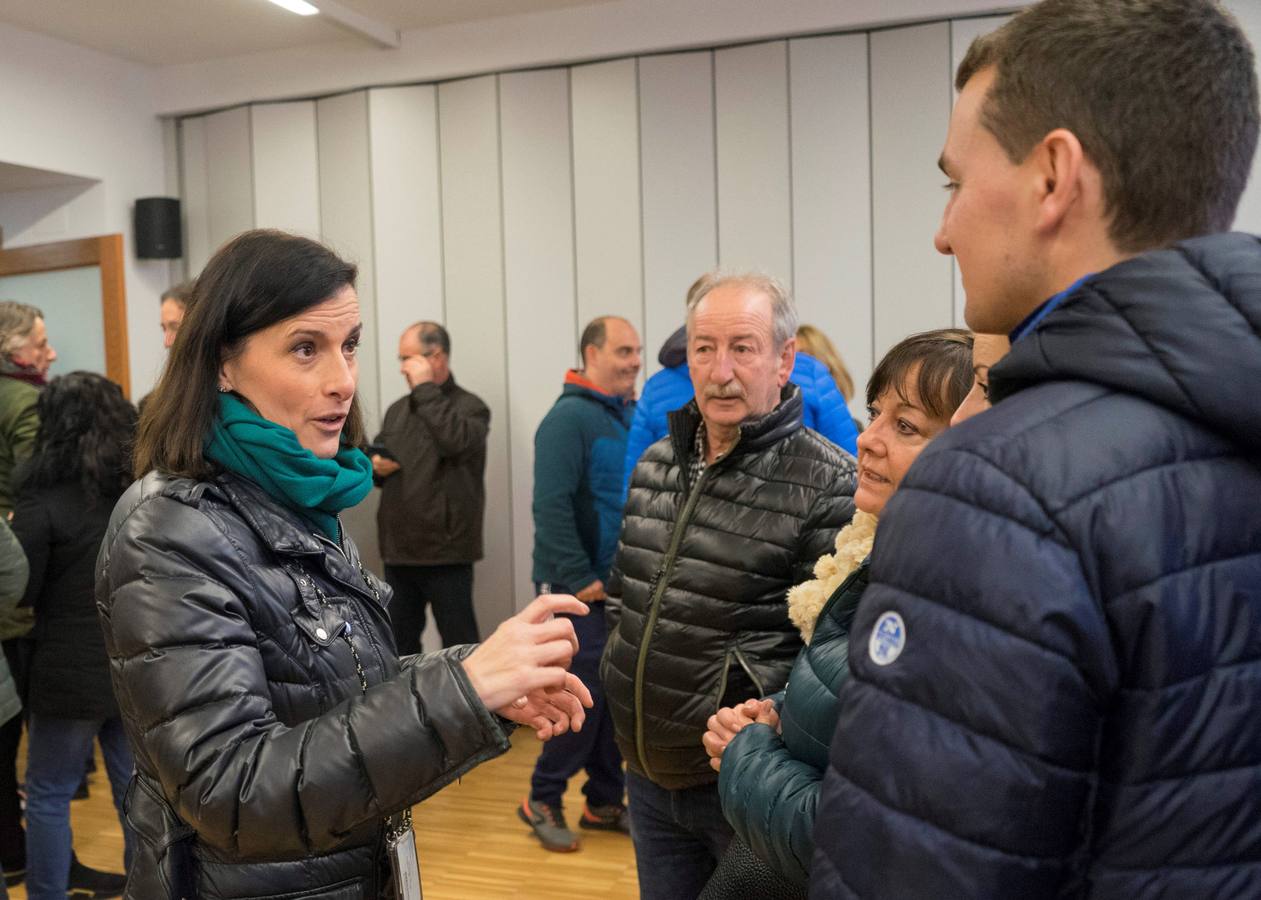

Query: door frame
[{"left": 0, "top": 234, "right": 129, "bottom": 397}]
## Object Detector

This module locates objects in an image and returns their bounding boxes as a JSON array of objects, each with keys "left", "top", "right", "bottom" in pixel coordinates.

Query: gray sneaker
[{"left": 518, "top": 796, "right": 580, "bottom": 852}]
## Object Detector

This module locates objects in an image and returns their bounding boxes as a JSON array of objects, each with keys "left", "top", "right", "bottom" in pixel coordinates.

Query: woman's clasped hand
[
  {"left": 463, "top": 593, "right": 595, "bottom": 740},
  {"left": 702, "top": 698, "right": 780, "bottom": 772}
]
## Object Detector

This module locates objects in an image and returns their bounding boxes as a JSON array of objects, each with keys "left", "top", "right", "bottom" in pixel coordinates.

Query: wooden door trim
[{"left": 0, "top": 235, "right": 130, "bottom": 398}]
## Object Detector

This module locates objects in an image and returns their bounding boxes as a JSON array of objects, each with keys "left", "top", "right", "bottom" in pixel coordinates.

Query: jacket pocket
[
  {"left": 265, "top": 877, "right": 367, "bottom": 900},
  {"left": 125, "top": 774, "right": 198, "bottom": 899}
]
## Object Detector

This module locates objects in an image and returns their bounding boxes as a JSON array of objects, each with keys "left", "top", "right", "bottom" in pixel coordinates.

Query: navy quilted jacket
[{"left": 810, "top": 232, "right": 1261, "bottom": 899}]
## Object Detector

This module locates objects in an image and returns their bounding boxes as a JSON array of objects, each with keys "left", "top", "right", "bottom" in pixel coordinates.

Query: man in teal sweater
[{"left": 519, "top": 315, "right": 641, "bottom": 852}]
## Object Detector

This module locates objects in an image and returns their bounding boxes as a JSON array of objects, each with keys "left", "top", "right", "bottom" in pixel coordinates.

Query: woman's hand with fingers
[{"left": 462, "top": 593, "right": 591, "bottom": 722}]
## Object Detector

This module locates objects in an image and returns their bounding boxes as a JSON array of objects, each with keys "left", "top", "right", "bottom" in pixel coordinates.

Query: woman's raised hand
[{"left": 462, "top": 594, "right": 594, "bottom": 739}]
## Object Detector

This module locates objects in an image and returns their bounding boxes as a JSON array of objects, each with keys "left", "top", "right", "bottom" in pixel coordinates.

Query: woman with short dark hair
[
  {"left": 12, "top": 371, "right": 137, "bottom": 899},
  {"left": 101, "top": 229, "right": 592, "bottom": 899}
]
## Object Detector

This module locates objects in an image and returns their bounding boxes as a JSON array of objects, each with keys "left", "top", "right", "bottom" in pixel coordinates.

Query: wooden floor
[{"left": 13, "top": 729, "right": 639, "bottom": 899}]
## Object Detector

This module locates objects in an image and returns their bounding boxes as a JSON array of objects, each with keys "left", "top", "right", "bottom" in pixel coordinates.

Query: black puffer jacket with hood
[
  {"left": 812, "top": 233, "right": 1261, "bottom": 899},
  {"left": 604, "top": 385, "right": 855, "bottom": 791},
  {"left": 96, "top": 471, "right": 512, "bottom": 899}
]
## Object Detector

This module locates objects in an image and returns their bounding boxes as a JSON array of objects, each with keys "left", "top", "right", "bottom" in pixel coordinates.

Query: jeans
[
  {"left": 528, "top": 586, "right": 624, "bottom": 811},
  {"left": 25, "top": 715, "right": 136, "bottom": 900},
  {"left": 625, "top": 770, "right": 733, "bottom": 900},
  {"left": 384, "top": 563, "right": 479, "bottom": 652}
]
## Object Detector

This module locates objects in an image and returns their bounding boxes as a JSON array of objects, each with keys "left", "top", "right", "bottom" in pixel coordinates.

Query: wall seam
[{"left": 494, "top": 74, "right": 519, "bottom": 610}]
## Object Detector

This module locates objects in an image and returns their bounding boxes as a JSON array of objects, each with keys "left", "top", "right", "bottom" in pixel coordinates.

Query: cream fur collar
[{"left": 786, "top": 510, "right": 878, "bottom": 644}]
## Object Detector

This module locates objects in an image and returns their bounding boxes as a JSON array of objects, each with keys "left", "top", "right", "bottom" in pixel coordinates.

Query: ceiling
[{"left": 0, "top": 0, "right": 618, "bottom": 66}]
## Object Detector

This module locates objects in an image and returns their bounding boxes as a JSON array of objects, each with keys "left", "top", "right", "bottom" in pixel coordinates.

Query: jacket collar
[
  {"left": 667, "top": 382, "right": 803, "bottom": 466},
  {"left": 991, "top": 232, "right": 1261, "bottom": 453},
  {"left": 562, "top": 369, "right": 633, "bottom": 413},
  {"left": 213, "top": 471, "right": 328, "bottom": 557}
]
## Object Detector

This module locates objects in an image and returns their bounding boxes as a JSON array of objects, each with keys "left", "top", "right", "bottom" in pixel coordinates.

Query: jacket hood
[
  {"left": 991, "top": 232, "right": 1261, "bottom": 452},
  {"left": 658, "top": 325, "right": 688, "bottom": 368},
  {"left": 561, "top": 369, "right": 633, "bottom": 414}
]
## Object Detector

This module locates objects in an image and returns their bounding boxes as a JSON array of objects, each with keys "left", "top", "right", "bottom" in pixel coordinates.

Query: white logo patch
[{"left": 868, "top": 611, "right": 906, "bottom": 666}]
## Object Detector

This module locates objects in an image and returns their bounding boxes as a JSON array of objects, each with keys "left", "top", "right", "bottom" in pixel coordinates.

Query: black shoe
[
  {"left": 2, "top": 864, "right": 22, "bottom": 888},
  {"left": 68, "top": 857, "right": 126, "bottom": 898}
]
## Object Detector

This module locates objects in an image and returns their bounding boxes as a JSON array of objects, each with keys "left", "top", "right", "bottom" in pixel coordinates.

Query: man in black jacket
[
  {"left": 372, "top": 321, "right": 489, "bottom": 651},
  {"left": 811, "top": 3, "right": 1261, "bottom": 899},
  {"left": 604, "top": 274, "right": 855, "bottom": 899}
]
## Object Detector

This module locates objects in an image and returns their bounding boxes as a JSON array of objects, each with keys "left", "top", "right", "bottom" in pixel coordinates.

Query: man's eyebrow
[{"left": 937, "top": 154, "right": 950, "bottom": 175}]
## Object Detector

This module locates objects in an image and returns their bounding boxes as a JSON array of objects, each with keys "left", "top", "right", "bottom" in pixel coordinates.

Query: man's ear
[
  {"left": 777, "top": 336, "right": 796, "bottom": 386},
  {"left": 1031, "top": 128, "right": 1087, "bottom": 235}
]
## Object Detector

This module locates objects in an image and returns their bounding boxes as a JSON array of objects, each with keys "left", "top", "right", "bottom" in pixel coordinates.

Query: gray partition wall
[{"left": 175, "top": 15, "right": 1023, "bottom": 619}]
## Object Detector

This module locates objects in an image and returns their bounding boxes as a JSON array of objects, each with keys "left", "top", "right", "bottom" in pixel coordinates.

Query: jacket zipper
[
  {"left": 731, "top": 645, "right": 765, "bottom": 698},
  {"left": 632, "top": 437, "right": 736, "bottom": 782}
]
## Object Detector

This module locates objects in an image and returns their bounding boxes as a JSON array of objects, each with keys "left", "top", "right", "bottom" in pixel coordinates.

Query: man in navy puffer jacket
[{"left": 811, "top": 2, "right": 1261, "bottom": 898}]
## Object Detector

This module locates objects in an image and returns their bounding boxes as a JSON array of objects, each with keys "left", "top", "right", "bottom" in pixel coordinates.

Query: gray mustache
[{"left": 704, "top": 383, "right": 745, "bottom": 400}]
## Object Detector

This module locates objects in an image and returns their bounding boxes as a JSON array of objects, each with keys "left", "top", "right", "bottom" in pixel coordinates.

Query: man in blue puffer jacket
[
  {"left": 811, "top": 2, "right": 1261, "bottom": 898},
  {"left": 623, "top": 325, "right": 858, "bottom": 493}
]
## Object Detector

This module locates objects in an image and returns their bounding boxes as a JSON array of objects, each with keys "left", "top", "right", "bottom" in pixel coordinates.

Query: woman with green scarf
[{"left": 96, "top": 230, "right": 592, "bottom": 900}]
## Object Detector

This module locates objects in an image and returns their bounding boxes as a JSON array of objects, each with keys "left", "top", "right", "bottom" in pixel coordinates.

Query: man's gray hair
[
  {"left": 0, "top": 301, "right": 43, "bottom": 358},
  {"left": 686, "top": 273, "right": 798, "bottom": 348}
]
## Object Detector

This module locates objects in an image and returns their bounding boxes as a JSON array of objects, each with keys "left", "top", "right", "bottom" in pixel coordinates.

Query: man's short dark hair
[
  {"left": 579, "top": 317, "right": 610, "bottom": 365},
  {"left": 412, "top": 321, "right": 450, "bottom": 356},
  {"left": 161, "top": 281, "right": 193, "bottom": 306},
  {"left": 957, "top": 0, "right": 1259, "bottom": 253}
]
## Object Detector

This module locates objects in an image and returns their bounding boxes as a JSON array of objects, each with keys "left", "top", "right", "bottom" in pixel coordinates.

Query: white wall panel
[
  {"left": 500, "top": 68, "right": 577, "bottom": 608},
  {"left": 368, "top": 85, "right": 444, "bottom": 405},
  {"left": 438, "top": 74, "right": 514, "bottom": 628},
  {"left": 203, "top": 106, "right": 254, "bottom": 256},
  {"left": 789, "top": 33, "right": 872, "bottom": 417},
  {"left": 639, "top": 51, "right": 717, "bottom": 372},
  {"left": 1227, "top": 0, "right": 1261, "bottom": 235},
  {"left": 715, "top": 41, "right": 792, "bottom": 285},
  {"left": 179, "top": 116, "right": 211, "bottom": 276},
  {"left": 316, "top": 91, "right": 380, "bottom": 433},
  {"left": 949, "top": 16, "right": 1010, "bottom": 328},
  {"left": 250, "top": 101, "right": 320, "bottom": 237},
  {"left": 571, "top": 58, "right": 644, "bottom": 337},
  {"left": 870, "top": 23, "right": 954, "bottom": 357}
]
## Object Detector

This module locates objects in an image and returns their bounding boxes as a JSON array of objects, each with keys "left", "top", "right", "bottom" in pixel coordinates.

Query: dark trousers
[
  {"left": 625, "top": 770, "right": 733, "bottom": 900},
  {"left": 383, "top": 563, "right": 479, "bottom": 653},
  {"left": 528, "top": 588, "right": 623, "bottom": 810}
]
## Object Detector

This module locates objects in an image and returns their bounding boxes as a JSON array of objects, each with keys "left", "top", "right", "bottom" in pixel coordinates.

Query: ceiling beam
[{"left": 310, "top": 0, "right": 401, "bottom": 49}]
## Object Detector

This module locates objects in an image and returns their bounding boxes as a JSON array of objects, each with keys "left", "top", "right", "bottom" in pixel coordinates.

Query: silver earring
[{"left": 218, "top": 385, "right": 230, "bottom": 393}]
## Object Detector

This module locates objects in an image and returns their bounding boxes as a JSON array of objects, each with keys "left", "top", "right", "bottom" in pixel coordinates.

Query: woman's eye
[
  {"left": 293, "top": 343, "right": 315, "bottom": 358},
  {"left": 897, "top": 419, "right": 918, "bottom": 435}
]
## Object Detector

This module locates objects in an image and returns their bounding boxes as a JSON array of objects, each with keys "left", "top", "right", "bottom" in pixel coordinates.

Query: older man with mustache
[{"left": 602, "top": 274, "right": 856, "bottom": 900}]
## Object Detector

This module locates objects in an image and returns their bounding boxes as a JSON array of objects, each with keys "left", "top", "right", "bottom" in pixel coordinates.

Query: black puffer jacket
[
  {"left": 604, "top": 386, "right": 855, "bottom": 790},
  {"left": 811, "top": 233, "right": 1261, "bottom": 899},
  {"left": 96, "top": 471, "right": 512, "bottom": 899}
]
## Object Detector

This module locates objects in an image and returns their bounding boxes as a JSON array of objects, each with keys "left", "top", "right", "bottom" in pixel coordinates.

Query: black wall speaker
[{"left": 134, "top": 197, "right": 182, "bottom": 259}]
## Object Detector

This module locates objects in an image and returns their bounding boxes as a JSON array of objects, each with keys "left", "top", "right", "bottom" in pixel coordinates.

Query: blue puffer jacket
[
  {"left": 532, "top": 371, "right": 634, "bottom": 590},
  {"left": 811, "top": 233, "right": 1261, "bottom": 899},
  {"left": 719, "top": 560, "right": 868, "bottom": 886},
  {"left": 622, "top": 327, "right": 859, "bottom": 492}
]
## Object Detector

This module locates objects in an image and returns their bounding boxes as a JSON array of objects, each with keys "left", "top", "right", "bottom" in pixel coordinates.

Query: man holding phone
[{"left": 371, "top": 321, "right": 489, "bottom": 651}]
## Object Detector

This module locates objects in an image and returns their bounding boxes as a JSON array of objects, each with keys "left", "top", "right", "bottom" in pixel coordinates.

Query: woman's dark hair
[
  {"left": 134, "top": 230, "right": 363, "bottom": 479},
  {"left": 18, "top": 371, "right": 136, "bottom": 503},
  {"left": 868, "top": 328, "right": 974, "bottom": 424}
]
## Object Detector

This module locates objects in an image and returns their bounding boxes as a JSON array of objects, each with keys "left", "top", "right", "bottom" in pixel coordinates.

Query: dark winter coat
[
  {"left": 532, "top": 372, "right": 634, "bottom": 590},
  {"left": 604, "top": 385, "right": 856, "bottom": 790},
  {"left": 374, "top": 374, "right": 489, "bottom": 565},
  {"left": 12, "top": 480, "right": 119, "bottom": 719},
  {"left": 96, "top": 470, "right": 512, "bottom": 899},
  {"left": 811, "top": 232, "right": 1261, "bottom": 899},
  {"left": 719, "top": 561, "right": 868, "bottom": 886}
]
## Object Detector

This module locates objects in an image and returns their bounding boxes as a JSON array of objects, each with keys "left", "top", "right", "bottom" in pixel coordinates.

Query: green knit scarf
[{"left": 204, "top": 392, "right": 372, "bottom": 541}]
